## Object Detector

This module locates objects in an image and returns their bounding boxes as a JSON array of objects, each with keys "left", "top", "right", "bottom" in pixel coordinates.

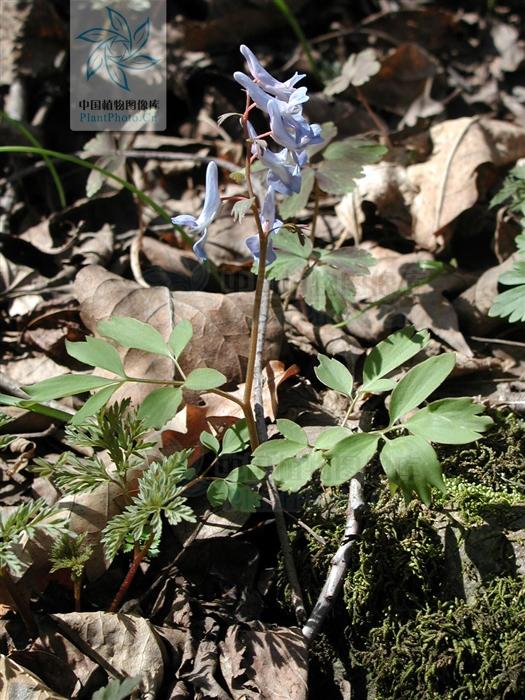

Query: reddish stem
[{"left": 109, "top": 536, "right": 153, "bottom": 613}]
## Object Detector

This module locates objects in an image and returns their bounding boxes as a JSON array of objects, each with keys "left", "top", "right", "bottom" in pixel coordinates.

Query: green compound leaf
[
  {"left": 220, "top": 419, "right": 250, "bottom": 455},
  {"left": 209, "top": 465, "right": 265, "bottom": 512},
  {"left": 319, "top": 246, "right": 375, "bottom": 273},
  {"left": 137, "top": 386, "right": 182, "bottom": 429},
  {"left": 91, "top": 676, "right": 141, "bottom": 700},
  {"left": 279, "top": 168, "right": 315, "bottom": 220},
  {"left": 489, "top": 282, "right": 525, "bottom": 323},
  {"left": 25, "top": 374, "right": 117, "bottom": 401},
  {"left": 302, "top": 265, "right": 357, "bottom": 316},
  {"left": 200, "top": 431, "right": 220, "bottom": 454},
  {"left": 314, "top": 354, "right": 353, "bottom": 398},
  {"left": 70, "top": 383, "right": 121, "bottom": 425},
  {"left": 362, "top": 326, "right": 430, "bottom": 393},
  {"left": 66, "top": 337, "right": 125, "bottom": 376},
  {"left": 276, "top": 419, "right": 308, "bottom": 446},
  {"left": 388, "top": 353, "right": 456, "bottom": 425},
  {"left": 379, "top": 434, "right": 446, "bottom": 506},
  {"left": 251, "top": 439, "right": 304, "bottom": 466},
  {"left": 404, "top": 398, "right": 493, "bottom": 445},
  {"left": 184, "top": 368, "right": 226, "bottom": 391},
  {"left": 231, "top": 196, "right": 255, "bottom": 223},
  {"left": 98, "top": 316, "right": 171, "bottom": 357},
  {"left": 168, "top": 319, "right": 193, "bottom": 359},
  {"left": 322, "top": 432, "right": 379, "bottom": 486},
  {"left": 273, "top": 451, "right": 325, "bottom": 492},
  {"left": 267, "top": 228, "right": 313, "bottom": 282}
]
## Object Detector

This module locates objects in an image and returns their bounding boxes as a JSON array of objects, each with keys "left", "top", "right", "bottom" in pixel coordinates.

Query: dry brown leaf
[
  {"left": 0, "top": 655, "right": 67, "bottom": 699},
  {"left": 74, "top": 265, "right": 283, "bottom": 404},
  {"left": 337, "top": 118, "right": 525, "bottom": 251},
  {"left": 220, "top": 622, "right": 308, "bottom": 700},
  {"left": 345, "top": 246, "right": 472, "bottom": 354},
  {"left": 52, "top": 612, "right": 164, "bottom": 699}
]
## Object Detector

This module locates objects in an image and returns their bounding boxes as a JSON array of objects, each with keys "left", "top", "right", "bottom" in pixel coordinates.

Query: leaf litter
[{"left": 0, "top": 0, "right": 525, "bottom": 697}]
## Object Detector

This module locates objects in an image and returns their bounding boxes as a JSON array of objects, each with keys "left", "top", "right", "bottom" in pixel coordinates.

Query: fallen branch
[{"left": 302, "top": 475, "right": 364, "bottom": 644}]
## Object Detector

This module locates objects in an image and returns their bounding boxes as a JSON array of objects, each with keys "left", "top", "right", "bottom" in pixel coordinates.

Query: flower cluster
[{"left": 172, "top": 44, "right": 322, "bottom": 263}]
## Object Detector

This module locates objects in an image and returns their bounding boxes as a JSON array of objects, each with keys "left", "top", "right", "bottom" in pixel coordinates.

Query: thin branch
[{"left": 302, "top": 475, "right": 364, "bottom": 644}]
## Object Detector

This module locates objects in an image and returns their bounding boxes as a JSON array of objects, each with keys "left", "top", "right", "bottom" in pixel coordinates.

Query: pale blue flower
[
  {"left": 239, "top": 44, "right": 305, "bottom": 101},
  {"left": 268, "top": 99, "right": 323, "bottom": 152},
  {"left": 245, "top": 186, "right": 281, "bottom": 263},
  {"left": 171, "top": 161, "right": 221, "bottom": 262}
]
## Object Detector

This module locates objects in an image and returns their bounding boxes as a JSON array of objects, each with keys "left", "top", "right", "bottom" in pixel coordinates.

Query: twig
[{"left": 302, "top": 475, "right": 364, "bottom": 644}]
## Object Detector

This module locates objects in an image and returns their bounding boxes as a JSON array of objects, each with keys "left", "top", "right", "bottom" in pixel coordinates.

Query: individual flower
[
  {"left": 247, "top": 121, "right": 304, "bottom": 196},
  {"left": 268, "top": 99, "right": 323, "bottom": 152},
  {"left": 239, "top": 44, "right": 305, "bottom": 102},
  {"left": 245, "top": 187, "right": 281, "bottom": 263},
  {"left": 171, "top": 161, "right": 221, "bottom": 262}
]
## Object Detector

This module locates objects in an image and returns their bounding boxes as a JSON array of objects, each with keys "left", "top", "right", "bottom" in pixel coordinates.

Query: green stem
[
  {"left": 272, "top": 0, "right": 322, "bottom": 82},
  {"left": 1, "top": 113, "right": 66, "bottom": 209},
  {"left": 0, "top": 146, "right": 171, "bottom": 222}
]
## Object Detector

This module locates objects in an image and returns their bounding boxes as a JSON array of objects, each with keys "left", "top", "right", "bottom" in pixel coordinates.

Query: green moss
[
  {"left": 436, "top": 476, "right": 523, "bottom": 527},
  {"left": 358, "top": 577, "right": 525, "bottom": 700},
  {"left": 439, "top": 411, "right": 525, "bottom": 491}
]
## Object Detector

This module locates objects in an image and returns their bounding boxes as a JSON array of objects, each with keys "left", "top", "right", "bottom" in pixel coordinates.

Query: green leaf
[
  {"left": 320, "top": 247, "right": 375, "bottom": 273},
  {"left": 404, "top": 398, "right": 493, "bottom": 444},
  {"left": 168, "top": 319, "right": 193, "bottom": 359},
  {"left": 137, "top": 387, "right": 182, "bottom": 429},
  {"left": 207, "top": 479, "right": 229, "bottom": 507},
  {"left": 98, "top": 316, "right": 171, "bottom": 357},
  {"left": 323, "top": 137, "right": 387, "bottom": 164},
  {"left": 307, "top": 121, "right": 338, "bottom": 158},
  {"left": 273, "top": 227, "right": 313, "bottom": 259},
  {"left": 276, "top": 419, "right": 308, "bottom": 446},
  {"left": 279, "top": 168, "right": 315, "bottom": 220},
  {"left": 316, "top": 159, "right": 364, "bottom": 196},
  {"left": 273, "top": 452, "right": 325, "bottom": 492},
  {"left": 70, "top": 384, "right": 120, "bottom": 425},
  {"left": 322, "top": 432, "right": 379, "bottom": 486},
  {"left": 225, "top": 465, "right": 264, "bottom": 512},
  {"left": 314, "top": 426, "right": 352, "bottom": 450},
  {"left": 220, "top": 419, "right": 250, "bottom": 455},
  {"left": 91, "top": 676, "right": 141, "bottom": 700},
  {"left": 489, "top": 284, "right": 525, "bottom": 323},
  {"left": 252, "top": 439, "right": 304, "bottom": 466},
  {"left": 232, "top": 196, "right": 255, "bottom": 223},
  {"left": 379, "top": 435, "right": 446, "bottom": 506},
  {"left": 388, "top": 353, "right": 455, "bottom": 425},
  {"left": 302, "top": 265, "right": 357, "bottom": 316},
  {"left": 66, "top": 337, "right": 125, "bottom": 376},
  {"left": 200, "top": 431, "right": 220, "bottom": 454},
  {"left": 184, "top": 368, "right": 226, "bottom": 391},
  {"left": 362, "top": 327, "right": 430, "bottom": 392},
  {"left": 314, "top": 354, "right": 353, "bottom": 398},
  {"left": 25, "top": 374, "right": 116, "bottom": 401}
]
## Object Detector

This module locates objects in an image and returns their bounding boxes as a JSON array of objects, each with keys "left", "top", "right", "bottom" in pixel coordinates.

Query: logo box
[{"left": 70, "top": 1, "right": 166, "bottom": 131}]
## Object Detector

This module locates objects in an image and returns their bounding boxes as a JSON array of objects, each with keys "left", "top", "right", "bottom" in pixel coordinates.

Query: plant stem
[
  {"left": 0, "top": 146, "right": 171, "bottom": 222},
  {"left": 310, "top": 180, "right": 321, "bottom": 243},
  {"left": 109, "top": 534, "right": 154, "bottom": 613},
  {"left": 73, "top": 577, "right": 81, "bottom": 613},
  {"left": 271, "top": 0, "right": 322, "bottom": 83},
  {"left": 1, "top": 112, "right": 66, "bottom": 208}
]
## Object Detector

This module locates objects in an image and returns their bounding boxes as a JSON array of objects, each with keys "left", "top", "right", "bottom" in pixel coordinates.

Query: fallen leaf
[
  {"left": 52, "top": 611, "right": 164, "bottom": 699},
  {"left": 220, "top": 622, "right": 308, "bottom": 700},
  {"left": 74, "top": 265, "right": 284, "bottom": 404},
  {"left": 0, "top": 655, "right": 67, "bottom": 699}
]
